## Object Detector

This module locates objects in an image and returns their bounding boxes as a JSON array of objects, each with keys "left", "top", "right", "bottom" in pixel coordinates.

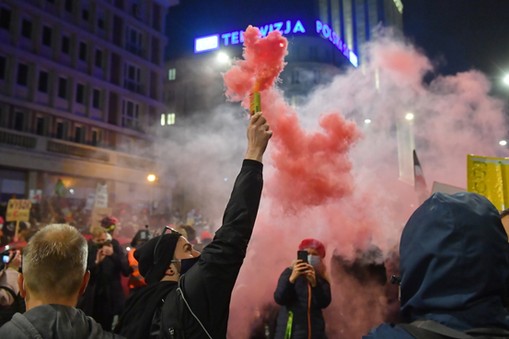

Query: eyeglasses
[{"left": 153, "top": 225, "right": 180, "bottom": 265}]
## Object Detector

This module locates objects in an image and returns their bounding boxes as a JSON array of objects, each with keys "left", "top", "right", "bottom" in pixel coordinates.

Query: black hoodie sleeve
[{"left": 180, "top": 159, "right": 263, "bottom": 338}]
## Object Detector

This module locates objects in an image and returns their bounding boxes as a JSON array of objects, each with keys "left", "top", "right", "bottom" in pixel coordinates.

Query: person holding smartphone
[{"left": 273, "top": 238, "right": 331, "bottom": 339}]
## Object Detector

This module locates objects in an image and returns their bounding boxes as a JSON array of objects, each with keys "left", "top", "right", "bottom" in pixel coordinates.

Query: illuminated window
[
  {"left": 160, "top": 113, "right": 176, "bottom": 126},
  {"left": 167, "top": 113, "right": 175, "bottom": 125},
  {"left": 168, "top": 68, "right": 176, "bottom": 81}
]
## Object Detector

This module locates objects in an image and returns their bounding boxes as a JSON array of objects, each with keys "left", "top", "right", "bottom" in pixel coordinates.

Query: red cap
[{"left": 298, "top": 238, "right": 326, "bottom": 258}]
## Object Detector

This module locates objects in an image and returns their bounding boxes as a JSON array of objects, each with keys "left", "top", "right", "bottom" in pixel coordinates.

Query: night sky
[{"left": 403, "top": 0, "right": 509, "bottom": 82}]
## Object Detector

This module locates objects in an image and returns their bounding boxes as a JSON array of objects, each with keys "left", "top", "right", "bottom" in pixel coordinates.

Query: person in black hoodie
[
  {"left": 0, "top": 223, "right": 123, "bottom": 338},
  {"left": 115, "top": 111, "right": 272, "bottom": 339}
]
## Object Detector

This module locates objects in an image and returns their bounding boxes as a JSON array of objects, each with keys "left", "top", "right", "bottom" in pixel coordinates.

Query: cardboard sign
[
  {"left": 467, "top": 154, "right": 509, "bottom": 211},
  {"left": 6, "top": 199, "right": 32, "bottom": 222}
]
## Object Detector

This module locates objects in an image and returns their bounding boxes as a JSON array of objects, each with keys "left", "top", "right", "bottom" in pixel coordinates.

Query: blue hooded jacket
[{"left": 364, "top": 192, "right": 509, "bottom": 338}]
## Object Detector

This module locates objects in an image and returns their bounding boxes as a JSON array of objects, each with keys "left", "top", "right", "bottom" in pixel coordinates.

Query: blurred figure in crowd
[
  {"left": 0, "top": 249, "right": 23, "bottom": 326},
  {"left": 78, "top": 225, "right": 130, "bottom": 331},
  {"left": 127, "top": 227, "right": 151, "bottom": 294}
]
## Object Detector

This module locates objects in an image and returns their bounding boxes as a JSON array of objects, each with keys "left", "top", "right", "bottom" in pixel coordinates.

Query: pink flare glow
[{"left": 223, "top": 25, "right": 288, "bottom": 106}]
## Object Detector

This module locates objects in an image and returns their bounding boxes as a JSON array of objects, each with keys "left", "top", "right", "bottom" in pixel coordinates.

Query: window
[
  {"left": 79, "top": 42, "right": 87, "bottom": 61},
  {"left": 91, "top": 129, "right": 100, "bottom": 146},
  {"left": 92, "top": 89, "right": 101, "bottom": 108},
  {"left": 75, "top": 83, "right": 84, "bottom": 104},
  {"left": 122, "top": 100, "right": 140, "bottom": 129},
  {"left": 58, "top": 77, "right": 67, "bottom": 98},
  {"left": 0, "top": 8, "right": 11, "bottom": 30},
  {"left": 94, "top": 49, "right": 102, "bottom": 68},
  {"left": 82, "top": 9, "right": 89, "bottom": 21},
  {"left": 124, "top": 63, "right": 141, "bottom": 92},
  {"left": 0, "top": 56, "right": 5, "bottom": 80},
  {"left": 74, "top": 125, "right": 83, "bottom": 142},
  {"left": 13, "top": 112, "right": 24, "bottom": 131},
  {"left": 168, "top": 68, "right": 176, "bottom": 81},
  {"left": 21, "top": 19, "right": 32, "bottom": 38},
  {"left": 36, "top": 116, "right": 45, "bottom": 135},
  {"left": 38, "top": 70, "right": 48, "bottom": 93},
  {"left": 65, "top": 0, "right": 73, "bottom": 12},
  {"left": 61, "top": 36, "right": 70, "bottom": 54},
  {"left": 42, "top": 26, "right": 52, "bottom": 46},
  {"left": 17, "top": 63, "right": 28, "bottom": 86},
  {"left": 56, "top": 121, "right": 64, "bottom": 139},
  {"left": 160, "top": 113, "right": 175, "bottom": 126},
  {"left": 125, "top": 26, "right": 142, "bottom": 55},
  {"left": 97, "top": 17, "right": 105, "bottom": 30}
]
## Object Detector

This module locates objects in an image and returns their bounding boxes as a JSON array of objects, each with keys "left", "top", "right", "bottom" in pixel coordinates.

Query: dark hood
[{"left": 399, "top": 192, "right": 509, "bottom": 329}]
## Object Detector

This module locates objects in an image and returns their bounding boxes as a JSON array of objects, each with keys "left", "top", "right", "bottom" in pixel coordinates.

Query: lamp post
[{"left": 147, "top": 174, "right": 157, "bottom": 216}]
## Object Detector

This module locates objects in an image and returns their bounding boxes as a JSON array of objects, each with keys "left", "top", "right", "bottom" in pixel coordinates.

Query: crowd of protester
[{"left": 1, "top": 113, "right": 509, "bottom": 338}]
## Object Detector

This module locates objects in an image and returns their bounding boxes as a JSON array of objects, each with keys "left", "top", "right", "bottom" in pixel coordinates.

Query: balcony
[{"left": 0, "top": 127, "right": 155, "bottom": 172}]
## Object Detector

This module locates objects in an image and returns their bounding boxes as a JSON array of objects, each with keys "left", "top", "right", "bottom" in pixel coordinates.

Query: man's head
[
  {"left": 399, "top": 192, "right": 509, "bottom": 323},
  {"left": 20, "top": 224, "right": 89, "bottom": 306},
  {"left": 135, "top": 227, "right": 200, "bottom": 284}
]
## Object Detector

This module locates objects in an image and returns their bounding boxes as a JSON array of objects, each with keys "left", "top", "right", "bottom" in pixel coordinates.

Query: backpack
[
  {"left": 399, "top": 320, "right": 509, "bottom": 339},
  {"left": 0, "top": 285, "right": 26, "bottom": 327}
]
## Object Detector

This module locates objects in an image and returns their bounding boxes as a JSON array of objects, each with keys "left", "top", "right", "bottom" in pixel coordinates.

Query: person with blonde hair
[{"left": 0, "top": 223, "right": 123, "bottom": 338}]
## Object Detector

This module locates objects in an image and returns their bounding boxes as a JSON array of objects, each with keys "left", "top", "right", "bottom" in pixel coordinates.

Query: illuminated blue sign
[
  {"left": 315, "top": 20, "right": 358, "bottom": 67},
  {"left": 194, "top": 19, "right": 358, "bottom": 67},
  {"left": 195, "top": 34, "right": 219, "bottom": 53}
]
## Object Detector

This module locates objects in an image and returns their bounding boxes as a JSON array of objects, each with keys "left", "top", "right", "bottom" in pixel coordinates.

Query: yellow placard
[
  {"left": 6, "top": 199, "right": 32, "bottom": 222},
  {"left": 467, "top": 154, "right": 509, "bottom": 211}
]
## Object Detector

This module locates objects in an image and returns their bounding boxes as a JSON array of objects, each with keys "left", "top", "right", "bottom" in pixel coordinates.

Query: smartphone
[
  {"left": 297, "top": 250, "right": 308, "bottom": 263},
  {"left": 2, "top": 254, "right": 9, "bottom": 264}
]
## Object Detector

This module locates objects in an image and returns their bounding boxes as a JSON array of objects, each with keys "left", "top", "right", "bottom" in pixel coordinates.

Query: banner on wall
[{"left": 466, "top": 154, "right": 509, "bottom": 211}]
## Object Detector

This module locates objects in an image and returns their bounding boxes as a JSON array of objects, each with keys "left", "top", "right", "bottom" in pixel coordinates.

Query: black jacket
[
  {"left": 79, "top": 238, "right": 130, "bottom": 317},
  {"left": 274, "top": 267, "right": 331, "bottom": 339},
  {"left": 0, "top": 304, "right": 124, "bottom": 338},
  {"left": 117, "top": 159, "right": 264, "bottom": 339}
]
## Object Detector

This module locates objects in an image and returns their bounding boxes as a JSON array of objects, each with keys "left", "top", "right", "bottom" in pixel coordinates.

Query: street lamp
[
  {"left": 147, "top": 174, "right": 157, "bottom": 216},
  {"left": 216, "top": 51, "right": 231, "bottom": 65},
  {"left": 503, "top": 73, "right": 509, "bottom": 87}
]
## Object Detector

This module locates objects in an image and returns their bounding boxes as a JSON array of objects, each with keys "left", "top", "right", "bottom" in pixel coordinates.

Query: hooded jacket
[
  {"left": 364, "top": 192, "right": 509, "bottom": 338},
  {"left": 0, "top": 304, "right": 124, "bottom": 338}
]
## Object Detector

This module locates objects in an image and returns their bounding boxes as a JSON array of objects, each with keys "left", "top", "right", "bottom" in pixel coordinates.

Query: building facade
[
  {"left": 162, "top": 0, "right": 403, "bottom": 126},
  {"left": 0, "top": 0, "right": 175, "bottom": 222}
]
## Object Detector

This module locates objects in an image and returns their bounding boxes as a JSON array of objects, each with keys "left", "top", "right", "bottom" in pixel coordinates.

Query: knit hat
[
  {"left": 135, "top": 231, "right": 181, "bottom": 284},
  {"left": 298, "top": 238, "right": 326, "bottom": 258}
]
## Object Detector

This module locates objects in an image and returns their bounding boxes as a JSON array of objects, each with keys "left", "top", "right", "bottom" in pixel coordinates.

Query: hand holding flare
[{"left": 250, "top": 82, "right": 262, "bottom": 115}]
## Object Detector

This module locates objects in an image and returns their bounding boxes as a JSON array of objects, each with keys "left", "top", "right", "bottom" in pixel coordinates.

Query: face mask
[
  {"left": 180, "top": 256, "right": 200, "bottom": 274},
  {"left": 308, "top": 254, "right": 321, "bottom": 268}
]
